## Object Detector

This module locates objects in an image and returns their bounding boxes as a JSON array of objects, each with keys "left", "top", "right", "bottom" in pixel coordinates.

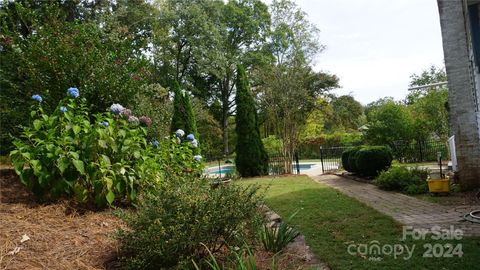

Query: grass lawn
[{"left": 238, "top": 176, "right": 480, "bottom": 270}]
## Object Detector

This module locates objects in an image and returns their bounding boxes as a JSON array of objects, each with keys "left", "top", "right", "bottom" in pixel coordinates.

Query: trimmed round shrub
[
  {"left": 355, "top": 146, "right": 393, "bottom": 176},
  {"left": 341, "top": 147, "right": 360, "bottom": 172},
  {"left": 348, "top": 147, "right": 362, "bottom": 173}
]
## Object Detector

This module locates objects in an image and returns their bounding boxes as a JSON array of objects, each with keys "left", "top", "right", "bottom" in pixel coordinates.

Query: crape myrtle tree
[
  {"left": 258, "top": 0, "right": 339, "bottom": 173},
  {"left": 235, "top": 65, "right": 268, "bottom": 177}
]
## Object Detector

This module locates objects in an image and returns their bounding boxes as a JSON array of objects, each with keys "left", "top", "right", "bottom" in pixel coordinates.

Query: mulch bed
[
  {"left": 0, "top": 169, "right": 323, "bottom": 270},
  {"left": 0, "top": 169, "right": 122, "bottom": 270}
]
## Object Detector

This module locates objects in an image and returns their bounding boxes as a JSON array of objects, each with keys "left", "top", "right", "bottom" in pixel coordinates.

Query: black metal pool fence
[
  {"left": 298, "top": 139, "right": 450, "bottom": 173},
  {"left": 205, "top": 153, "right": 302, "bottom": 176},
  {"left": 206, "top": 139, "right": 449, "bottom": 175}
]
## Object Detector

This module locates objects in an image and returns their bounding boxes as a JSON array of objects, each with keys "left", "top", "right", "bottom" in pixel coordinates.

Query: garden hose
[{"left": 463, "top": 210, "right": 480, "bottom": 223}]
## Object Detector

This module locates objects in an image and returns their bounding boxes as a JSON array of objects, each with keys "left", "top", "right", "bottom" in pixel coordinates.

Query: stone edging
[{"left": 260, "top": 205, "right": 330, "bottom": 270}]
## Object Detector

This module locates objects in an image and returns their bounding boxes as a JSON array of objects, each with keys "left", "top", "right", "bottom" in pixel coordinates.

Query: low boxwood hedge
[
  {"left": 354, "top": 146, "right": 393, "bottom": 177},
  {"left": 341, "top": 147, "right": 360, "bottom": 173}
]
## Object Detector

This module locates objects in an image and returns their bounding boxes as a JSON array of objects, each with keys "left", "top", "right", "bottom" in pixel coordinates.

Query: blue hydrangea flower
[
  {"left": 110, "top": 103, "right": 125, "bottom": 115},
  {"left": 175, "top": 129, "right": 185, "bottom": 138},
  {"left": 191, "top": 139, "right": 198, "bottom": 148},
  {"left": 99, "top": 121, "right": 109, "bottom": 127},
  {"left": 186, "top": 134, "right": 195, "bottom": 141},
  {"left": 67, "top": 87, "right": 80, "bottom": 98},
  {"left": 193, "top": 155, "right": 202, "bottom": 162},
  {"left": 151, "top": 139, "right": 159, "bottom": 148},
  {"left": 60, "top": 106, "right": 67, "bottom": 113},
  {"left": 31, "top": 94, "right": 42, "bottom": 103}
]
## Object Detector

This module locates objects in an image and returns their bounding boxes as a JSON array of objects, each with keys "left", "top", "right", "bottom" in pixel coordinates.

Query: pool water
[
  {"left": 294, "top": 163, "right": 318, "bottom": 170},
  {"left": 207, "top": 163, "right": 318, "bottom": 175},
  {"left": 209, "top": 165, "right": 235, "bottom": 174}
]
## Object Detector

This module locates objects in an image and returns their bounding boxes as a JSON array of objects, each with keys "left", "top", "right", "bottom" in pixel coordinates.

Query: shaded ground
[
  {"left": 414, "top": 191, "right": 480, "bottom": 206},
  {"left": 0, "top": 169, "right": 122, "bottom": 270}
]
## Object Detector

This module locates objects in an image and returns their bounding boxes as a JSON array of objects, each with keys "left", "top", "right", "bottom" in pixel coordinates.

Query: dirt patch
[
  {"left": 414, "top": 191, "right": 480, "bottom": 206},
  {"left": 0, "top": 169, "right": 122, "bottom": 270}
]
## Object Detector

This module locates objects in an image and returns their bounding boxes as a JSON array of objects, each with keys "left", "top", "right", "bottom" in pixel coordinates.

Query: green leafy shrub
[
  {"left": 115, "top": 176, "right": 263, "bottom": 269},
  {"left": 9, "top": 89, "right": 202, "bottom": 207},
  {"left": 374, "top": 166, "right": 428, "bottom": 194},
  {"left": 355, "top": 146, "right": 393, "bottom": 176},
  {"left": 341, "top": 147, "right": 360, "bottom": 172},
  {"left": 259, "top": 212, "right": 300, "bottom": 252}
]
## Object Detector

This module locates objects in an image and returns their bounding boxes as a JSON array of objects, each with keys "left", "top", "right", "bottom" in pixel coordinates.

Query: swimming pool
[
  {"left": 208, "top": 165, "right": 236, "bottom": 175},
  {"left": 207, "top": 163, "right": 319, "bottom": 175}
]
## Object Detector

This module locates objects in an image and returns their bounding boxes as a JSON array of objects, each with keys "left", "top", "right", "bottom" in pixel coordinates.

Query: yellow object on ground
[{"left": 427, "top": 178, "right": 450, "bottom": 193}]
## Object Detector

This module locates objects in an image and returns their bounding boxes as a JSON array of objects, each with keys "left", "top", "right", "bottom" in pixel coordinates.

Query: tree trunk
[
  {"left": 222, "top": 109, "right": 229, "bottom": 157},
  {"left": 221, "top": 77, "right": 230, "bottom": 157}
]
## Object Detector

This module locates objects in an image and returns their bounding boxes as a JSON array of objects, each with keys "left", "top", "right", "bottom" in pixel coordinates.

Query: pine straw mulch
[
  {"left": 0, "top": 169, "right": 122, "bottom": 270},
  {"left": 0, "top": 169, "right": 324, "bottom": 270}
]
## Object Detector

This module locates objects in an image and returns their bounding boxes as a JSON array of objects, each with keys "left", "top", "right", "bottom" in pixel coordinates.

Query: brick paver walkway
[{"left": 308, "top": 174, "right": 480, "bottom": 236}]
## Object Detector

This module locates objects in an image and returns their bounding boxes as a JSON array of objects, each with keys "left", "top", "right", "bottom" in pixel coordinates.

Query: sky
[{"left": 294, "top": 0, "right": 445, "bottom": 105}]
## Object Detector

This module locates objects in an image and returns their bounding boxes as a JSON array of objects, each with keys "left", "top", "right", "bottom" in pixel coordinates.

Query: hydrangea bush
[{"left": 10, "top": 88, "right": 203, "bottom": 207}]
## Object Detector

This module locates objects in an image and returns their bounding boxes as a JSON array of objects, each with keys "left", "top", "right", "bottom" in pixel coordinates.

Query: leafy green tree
[
  {"left": 327, "top": 95, "right": 364, "bottom": 131},
  {"left": 170, "top": 81, "right": 198, "bottom": 139},
  {"left": 191, "top": 0, "right": 271, "bottom": 157},
  {"left": 0, "top": 3, "right": 150, "bottom": 153},
  {"left": 407, "top": 65, "right": 447, "bottom": 104},
  {"left": 409, "top": 89, "right": 449, "bottom": 140},
  {"left": 258, "top": 0, "right": 338, "bottom": 172},
  {"left": 407, "top": 65, "right": 449, "bottom": 140},
  {"left": 364, "top": 100, "right": 414, "bottom": 146},
  {"left": 299, "top": 98, "right": 332, "bottom": 140},
  {"left": 152, "top": 0, "right": 271, "bottom": 157},
  {"left": 235, "top": 65, "right": 268, "bottom": 177},
  {"left": 192, "top": 98, "right": 223, "bottom": 159},
  {"left": 153, "top": 0, "right": 223, "bottom": 87}
]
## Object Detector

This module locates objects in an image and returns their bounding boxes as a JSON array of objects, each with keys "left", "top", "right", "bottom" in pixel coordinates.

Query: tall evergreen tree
[
  {"left": 170, "top": 81, "right": 198, "bottom": 139},
  {"left": 235, "top": 65, "right": 268, "bottom": 177}
]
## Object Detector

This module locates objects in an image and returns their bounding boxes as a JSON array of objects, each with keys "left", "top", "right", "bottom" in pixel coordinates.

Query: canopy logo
[
  {"left": 347, "top": 226, "right": 464, "bottom": 261},
  {"left": 347, "top": 241, "right": 415, "bottom": 261}
]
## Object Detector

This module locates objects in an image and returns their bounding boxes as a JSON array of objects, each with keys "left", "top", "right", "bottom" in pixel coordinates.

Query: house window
[{"left": 468, "top": 4, "right": 480, "bottom": 68}]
